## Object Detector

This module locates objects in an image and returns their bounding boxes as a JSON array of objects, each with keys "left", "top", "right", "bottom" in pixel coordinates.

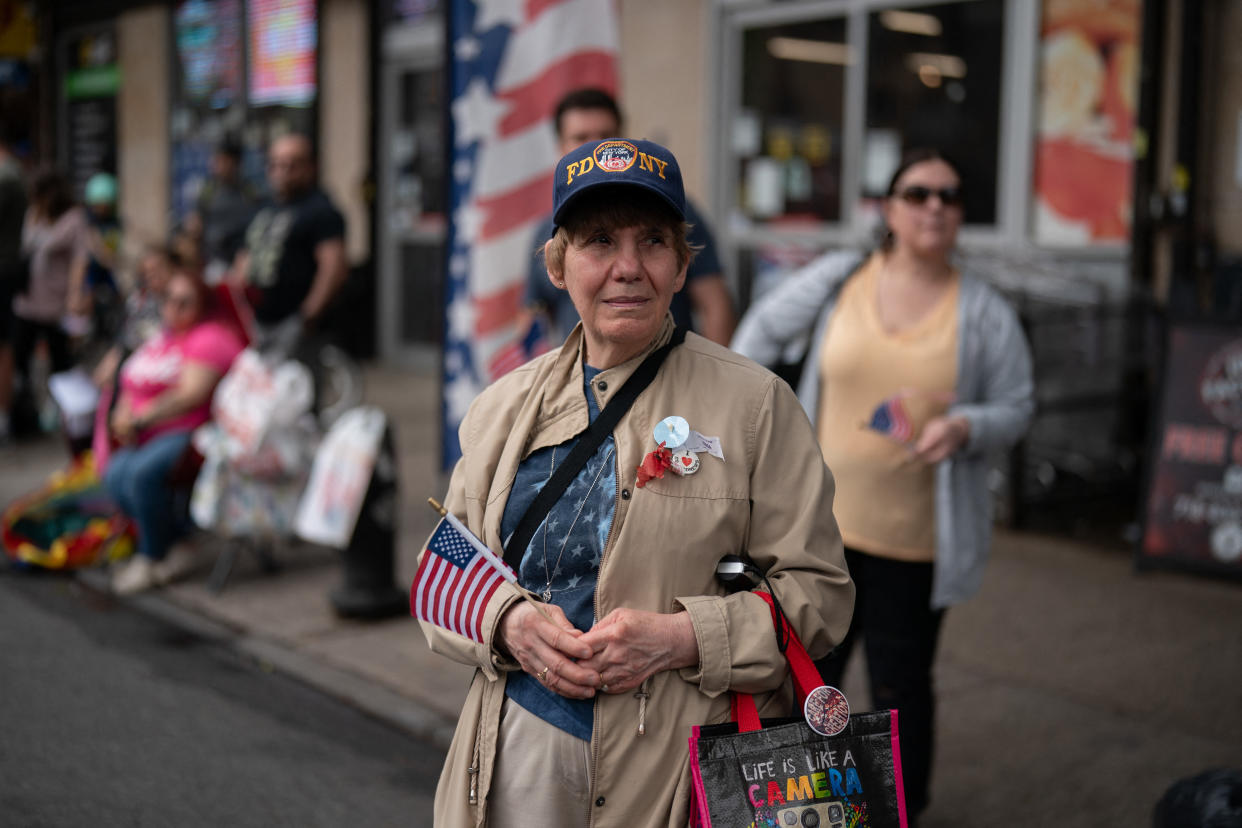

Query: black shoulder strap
[{"left": 503, "top": 327, "right": 686, "bottom": 573}]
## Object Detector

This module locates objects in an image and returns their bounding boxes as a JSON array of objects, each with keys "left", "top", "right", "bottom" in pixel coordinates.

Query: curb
[{"left": 76, "top": 568, "right": 458, "bottom": 751}]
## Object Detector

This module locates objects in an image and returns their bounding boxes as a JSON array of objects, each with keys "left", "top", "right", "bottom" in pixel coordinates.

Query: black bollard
[{"left": 329, "top": 425, "right": 409, "bottom": 619}]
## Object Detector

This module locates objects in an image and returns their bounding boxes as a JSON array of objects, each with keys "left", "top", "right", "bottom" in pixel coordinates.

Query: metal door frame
[{"left": 377, "top": 21, "right": 443, "bottom": 368}]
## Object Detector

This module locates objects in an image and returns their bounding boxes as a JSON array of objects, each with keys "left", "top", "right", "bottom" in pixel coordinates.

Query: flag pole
[{"left": 428, "top": 498, "right": 557, "bottom": 624}]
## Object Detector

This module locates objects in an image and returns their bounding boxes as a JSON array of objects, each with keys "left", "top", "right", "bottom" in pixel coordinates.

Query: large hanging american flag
[{"left": 441, "top": 0, "right": 619, "bottom": 470}]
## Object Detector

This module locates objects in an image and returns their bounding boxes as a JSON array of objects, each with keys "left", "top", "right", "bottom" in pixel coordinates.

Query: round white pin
[
  {"left": 653, "top": 416, "right": 690, "bottom": 450},
  {"left": 670, "top": 448, "right": 700, "bottom": 475}
]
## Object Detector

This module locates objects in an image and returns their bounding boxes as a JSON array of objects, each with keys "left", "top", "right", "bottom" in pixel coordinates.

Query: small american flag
[
  {"left": 864, "top": 395, "right": 914, "bottom": 444},
  {"left": 411, "top": 514, "right": 516, "bottom": 643}
]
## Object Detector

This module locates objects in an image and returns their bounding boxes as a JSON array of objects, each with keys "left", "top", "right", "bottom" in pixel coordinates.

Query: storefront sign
[
  {"left": 248, "top": 0, "right": 316, "bottom": 107},
  {"left": 1139, "top": 323, "right": 1242, "bottom": 578}
]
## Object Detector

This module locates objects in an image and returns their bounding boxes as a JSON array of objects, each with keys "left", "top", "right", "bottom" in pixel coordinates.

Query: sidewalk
[{"left": 3, "top": 363, "right": 1241, "bottom": 827}]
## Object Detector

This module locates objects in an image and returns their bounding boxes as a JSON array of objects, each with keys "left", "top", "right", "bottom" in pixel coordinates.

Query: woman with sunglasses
[
  {"left": 732, "top": 148, "right": 1033, "bottom": 824},
  {"left": 104, "top": 264, "right": 244, "bottom": 595}
]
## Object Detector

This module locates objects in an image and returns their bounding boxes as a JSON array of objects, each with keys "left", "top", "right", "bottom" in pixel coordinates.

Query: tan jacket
[{"left": 420, "top": 319, "right": 853, "bottom": 828}]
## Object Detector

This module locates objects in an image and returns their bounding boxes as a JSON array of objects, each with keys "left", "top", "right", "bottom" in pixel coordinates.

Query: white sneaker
[
  {"left": 112, "top": 555, "right": 157, "bottom": 595},
  {"left": 152, "top": 541, "right": 200, "bottom": 585}
]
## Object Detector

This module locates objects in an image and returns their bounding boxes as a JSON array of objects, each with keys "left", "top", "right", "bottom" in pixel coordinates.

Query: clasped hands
[{"left": 497, "top": 600, "right": 698, "bottom": 700}]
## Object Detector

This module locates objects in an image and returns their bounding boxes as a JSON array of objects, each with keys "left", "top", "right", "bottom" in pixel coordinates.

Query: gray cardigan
[{"left": 732, "top": 251, "right": 1034, "bottom": 608}]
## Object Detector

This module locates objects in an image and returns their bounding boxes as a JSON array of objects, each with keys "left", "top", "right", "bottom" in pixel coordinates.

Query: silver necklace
[{"left": 541, "top": 444, "right": 614, "bottom": 602}]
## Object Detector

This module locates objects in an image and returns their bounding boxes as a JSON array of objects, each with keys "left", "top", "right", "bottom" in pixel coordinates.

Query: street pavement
[
  {"left": 3, "top": 362, "right": 1241, "bottom": 827},
  {"left": 0, "top": 571, "right": 441, "bottom": 826}
]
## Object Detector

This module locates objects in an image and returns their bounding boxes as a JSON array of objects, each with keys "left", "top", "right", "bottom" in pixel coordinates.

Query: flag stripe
[
  {"left": 472, "top": 283, "right": 527, "bottom": 337},
  {"left": 472, "top": 577, "right": 504, "bottom": 640},
  {"left": 449, "top": 562, "right": 478, "bottom": 635},
  {"left": 459, "top": 564, "right": 498, "bottom": 638},
  {"left": 468, "top": 221, "right": 546, "bottom": 297},
  {"left": 495, "top": 51, "right": 619, "bottom": 137},
  {"left": 496, "top": 0, "right": 620, "bottom": 91},
  {"left": 441, "top": 559, "right": 468, "bottom": 636},
  {"left": 411, "top": 551, "right": 434, "bottom": 619},
  {"left": 455, "top": 563, "right": 486, "bottom": 634},
  {"left": 471, "top": 125, "right": 560, "bottom": 202},
  {"left": 476, "top": 172, "right": 554, "bottom": 241}
]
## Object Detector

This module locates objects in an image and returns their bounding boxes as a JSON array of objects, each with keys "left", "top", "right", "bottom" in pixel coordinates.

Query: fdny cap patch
[
  {"left": 552, "top": 137, "right": 686, "bottom": 229},
  {"left": 593, "top": 140, "right": 638, "bottom": 172}
]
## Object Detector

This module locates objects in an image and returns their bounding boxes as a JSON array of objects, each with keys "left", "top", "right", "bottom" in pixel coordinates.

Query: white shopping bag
[
  {"left": 47, "top": 368, "right": 100, "bottom": 440},
  {"left": 294, "top": 406, "right": 387, "bottom": 549},
  {"left": 211, "top": 348, "right": 313, "bottom": 458}
]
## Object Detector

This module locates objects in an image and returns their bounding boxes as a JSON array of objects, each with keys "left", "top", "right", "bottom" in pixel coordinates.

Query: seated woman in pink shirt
[{"left": 105, "top": 266, "right": 243, "bottom": 595}]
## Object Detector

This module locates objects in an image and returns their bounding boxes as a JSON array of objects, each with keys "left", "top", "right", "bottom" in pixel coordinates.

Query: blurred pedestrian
[
  {"left": 105, "top": 264, "right": 243, "bottom": 595},
  {"left": 526, "top": 88, "right": 736, "bottom": 346},
  {"left": 732, "top": 148, "right": 1034, "bottom": 825},
  {"left": 91, "top": 244, "right": 178, "bottom": 391},
  {"left": 186, "top": 138, "right": 259, "bottom": 283},
  {"left": 65, "top": 172, "right": 124, "bottom": 339},
  {"left": 230, "top": 134, "right": 347, "bottom": 361},
  {"left": 5, "top": 168, "right": 89, "bottom": 438},
  {"left": 0, "top": 127, "right": 26, "bottom": 443}
]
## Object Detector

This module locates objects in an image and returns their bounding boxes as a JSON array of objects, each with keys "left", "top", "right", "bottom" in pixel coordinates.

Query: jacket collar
[{"left": 525, "top": 315, "right": 677, "bottom": 455}]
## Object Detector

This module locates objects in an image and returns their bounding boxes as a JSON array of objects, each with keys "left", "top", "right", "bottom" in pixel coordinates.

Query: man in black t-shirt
[{"left": 232, "top": 134, "right": 347, "bottom": 358}]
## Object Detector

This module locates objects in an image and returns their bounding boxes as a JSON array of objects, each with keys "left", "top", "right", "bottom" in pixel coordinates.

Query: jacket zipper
[
  {"left": 468, "top": 671, "right": 486, "bottom": 807},
  {"left": 588, "top": 423, "right": 623, "bottom": 828}
]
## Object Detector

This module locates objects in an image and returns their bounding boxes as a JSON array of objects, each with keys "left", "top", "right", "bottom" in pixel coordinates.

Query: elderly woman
[
  {"left": 419, "top": 139, "right": 853, "bottom": 828},
  {"left": 105, "top": 266, "right": 243, "bottom": 595},
  {"left": 732, "top": 148, "right": 1034, "bottom": 823}
]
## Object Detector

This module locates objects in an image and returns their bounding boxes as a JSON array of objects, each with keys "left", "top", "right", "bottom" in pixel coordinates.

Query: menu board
[
  {"left": 248, "top": 0, "right": 316, "bottom": 107},
  {"left": 61, "top": 29, "right": 119, "bottom": 201},
  {"left": 1139, "top": 322, "right": 1242, "bottom": 578},
  {"left": 65, "top": 97, "right": 117, "bottom": 200}
]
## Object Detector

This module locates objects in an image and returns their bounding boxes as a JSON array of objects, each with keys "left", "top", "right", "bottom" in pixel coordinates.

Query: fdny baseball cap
[{"left": 552, "top": 138, "right": 686, "bottom": 229}]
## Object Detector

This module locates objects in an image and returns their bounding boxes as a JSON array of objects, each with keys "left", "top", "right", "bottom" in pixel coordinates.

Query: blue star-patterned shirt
[{"left": 501, "top": 365, "right": 616, "bottom": 741}]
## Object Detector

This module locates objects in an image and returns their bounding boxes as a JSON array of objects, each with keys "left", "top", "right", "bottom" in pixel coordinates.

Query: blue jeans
[{"left": 103, "top": 430, "right": 193, "bottom": 561}]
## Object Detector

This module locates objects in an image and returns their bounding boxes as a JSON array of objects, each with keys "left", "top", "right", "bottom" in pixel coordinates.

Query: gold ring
[{"left": 538, "top": 666, "right": 549, "bottom": 681}]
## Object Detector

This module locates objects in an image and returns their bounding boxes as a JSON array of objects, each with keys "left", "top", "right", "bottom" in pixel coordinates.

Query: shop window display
[
  {"left": 863, "top": 2, "right": 1004, "bottom": 225},
  {"left": 736, "top": 17, "right": 848, "bottom": 227}
]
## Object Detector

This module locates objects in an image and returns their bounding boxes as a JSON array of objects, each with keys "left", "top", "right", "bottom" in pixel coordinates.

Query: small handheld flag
[
  {"left": 864, "top": 395, "right": 914, "bottom": 444},
  {"left": 411, "top": 503, "right": 516, "bottom": 643}
]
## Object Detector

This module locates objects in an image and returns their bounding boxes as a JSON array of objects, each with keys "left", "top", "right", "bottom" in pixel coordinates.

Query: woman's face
[
  {"left": 161, "top": 273, "right": 203, "bottom": 332},
  {"left": 883, "top": 159, "right": 963, "bottom": 260},
  {"left": 552, "top": 220, "right": 687, "bottom": 368}
]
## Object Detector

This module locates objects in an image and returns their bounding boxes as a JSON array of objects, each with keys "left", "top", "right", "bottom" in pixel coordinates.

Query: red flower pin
[{"left": 635, "top": 442, "right": 673, "bottom": 488}]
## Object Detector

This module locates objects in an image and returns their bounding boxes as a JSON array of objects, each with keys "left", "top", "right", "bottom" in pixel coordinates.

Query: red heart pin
[{"left": 681, "top": 456, "right": 693, "bottom": 467}]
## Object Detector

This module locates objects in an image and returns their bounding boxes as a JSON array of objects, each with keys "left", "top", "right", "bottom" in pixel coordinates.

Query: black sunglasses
[{"left": 895, "top": 185, "right": 964, "bottom": 207}]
